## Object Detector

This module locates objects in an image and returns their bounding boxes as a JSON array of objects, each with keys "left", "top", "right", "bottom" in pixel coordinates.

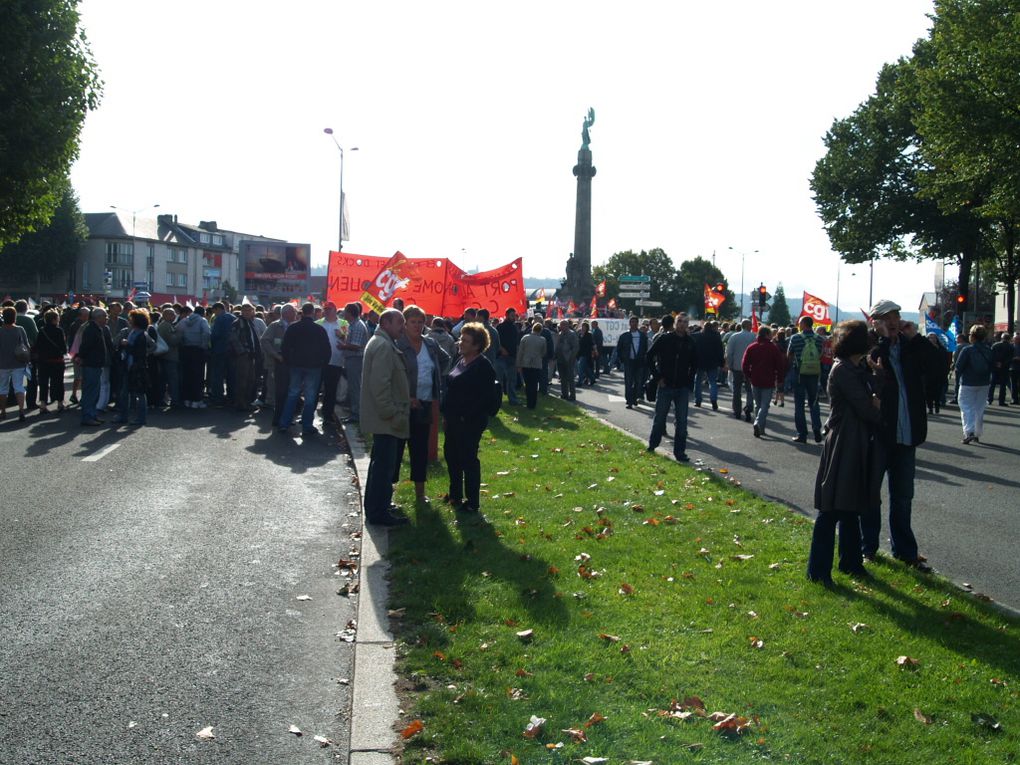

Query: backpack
[
  {"left": 798, "top": 335, "right": 821, "bottom": 376},
  {"left": 486, "top": 378, "right": 503, "bottom": 417}
]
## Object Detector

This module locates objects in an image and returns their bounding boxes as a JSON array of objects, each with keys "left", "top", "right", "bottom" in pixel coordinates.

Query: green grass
[{"left": 384, "top": 398, "right": 1019, "bottom": 765}]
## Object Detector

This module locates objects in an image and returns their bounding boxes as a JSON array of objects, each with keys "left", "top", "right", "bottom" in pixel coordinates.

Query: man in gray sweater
[
  {"left": 555, "top": 320, "right": 579, "bottom": 401},
  {"left": 725, "top": 319, "right": 756, "bottom": 422}
]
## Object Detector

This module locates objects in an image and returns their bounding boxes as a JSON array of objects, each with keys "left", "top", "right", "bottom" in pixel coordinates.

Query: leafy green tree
[
  {"left": 675, "top": 257, "right": 736, "bottom": 319},
  {"left": 0, "top": 183, "right": 87, "bottom": 292},
  {"left": 0, "top": 0, "right": 102, "bottom": 249},
  {"left": 768, "top": 283, "right": 792, "bottom": 326},
  {"left": 914, "top": 0, "right": 1020, "bottom": 330},
  {"left": 221, "top": 280, "right": 238, "bottom": 303},
  {"left": 592, "top": 248, "right": 681, "bottom": 313}
]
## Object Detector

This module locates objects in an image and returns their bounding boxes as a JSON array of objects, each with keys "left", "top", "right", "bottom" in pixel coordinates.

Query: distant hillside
[{"left": 524, "top": 278, "right": 563, "bottom": 289}]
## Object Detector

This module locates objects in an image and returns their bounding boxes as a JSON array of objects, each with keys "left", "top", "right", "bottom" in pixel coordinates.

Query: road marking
[
  {"left": 83, "top": 444, "right": 120, "bottom": 462},
  {"left": 608, "top": 394, "right": 627, "bottom": 403}
]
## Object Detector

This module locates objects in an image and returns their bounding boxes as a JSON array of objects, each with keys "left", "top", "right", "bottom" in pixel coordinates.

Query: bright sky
[{"left": 71, "top": 0, "right": 940, "bottom": 314}]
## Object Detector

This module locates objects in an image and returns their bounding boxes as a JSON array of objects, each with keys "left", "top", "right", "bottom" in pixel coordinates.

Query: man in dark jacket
[
  {"left": 989, "top": 333, "right": 1014, "bottom": 406},
  {"left": 860, "top": 299, "right": 940, "bottom": 570},
  {"left": 616, "top": 316, "right": 649, "bottom": 408},
  {"left": 75, "top": 308, "right": 114, "bottom": 426},
  {"left": 693, "top": 320, "right": 724, "bottom": 410},
  {"left": 278, "top": 302, "right": 332, "bottom": 435},
  {"left": 646, "top": 313, "right": 698, "bottom": 462},
  {"left": 495, "top": 308, "right": 521, "bottom": 405}
]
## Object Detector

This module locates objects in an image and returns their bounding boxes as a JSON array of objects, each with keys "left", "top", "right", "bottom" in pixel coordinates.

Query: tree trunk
[
  {"left": 1005, "top": 223, "right": 1016, "bottom": 334},
  {"left": 958, "top": 240, "right": 974, "bottom": 309}
]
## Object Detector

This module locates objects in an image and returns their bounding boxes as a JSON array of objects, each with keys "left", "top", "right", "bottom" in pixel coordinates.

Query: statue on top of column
[{"left": 580, "top": 107, "right": 595, "bottom": 150}]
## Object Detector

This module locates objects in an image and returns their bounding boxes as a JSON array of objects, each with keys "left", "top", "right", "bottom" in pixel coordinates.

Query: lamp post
[
  {"left": 111, "top": 203, "right": 159, "bottom": 294},
  {"left": 728, "top": 246, "right": 758, "bottom": 318},
  {"left": 324, "top": 128, "right": 358, "bottom": 251}
]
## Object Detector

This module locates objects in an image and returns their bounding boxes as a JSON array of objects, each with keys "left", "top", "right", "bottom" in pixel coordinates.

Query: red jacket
[{"left": 741, "top": 339, "right": 786, "bottom": 388}]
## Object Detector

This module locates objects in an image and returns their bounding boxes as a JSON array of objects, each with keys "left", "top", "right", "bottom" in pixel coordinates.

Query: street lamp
[
  {"left": 324, "top": 128, "right": 358, "bottom": 251},
  {"left": 111, "top": 203, "right": 159, "bottom": 294},
  {"left": 728, "top": 246, "right": 758, "bottom": 318}
]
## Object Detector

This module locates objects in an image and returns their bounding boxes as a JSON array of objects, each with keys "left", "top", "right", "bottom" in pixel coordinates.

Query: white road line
[
  {"left": 607, "top": 394, "right": 627, "bottom": 403},
  {"left": 83, "top": 444, "right": 120, "bottom": 463}
]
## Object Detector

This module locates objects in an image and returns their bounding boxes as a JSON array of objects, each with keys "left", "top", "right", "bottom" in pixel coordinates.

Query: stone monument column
[{"left": 564, "top": 108, "right": 597, "bottom": 304}]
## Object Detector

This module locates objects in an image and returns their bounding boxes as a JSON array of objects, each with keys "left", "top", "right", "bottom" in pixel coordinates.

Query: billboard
[{"left": 241, "top": 241, "right": 310, "bottom": 296}]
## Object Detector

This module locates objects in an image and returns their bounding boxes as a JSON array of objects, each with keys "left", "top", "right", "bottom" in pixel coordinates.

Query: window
[
  {"left": 169, "top": 247, "right": 188, "bottom": 264},
  {"left": 114, "top": 268, "right": 132, "bottom": 288},
  {"left": 212, "top": 234, "right": 224, "bottom": 246},
  {"left": 146, "top": 245, "right": 154, "bottom": 270},
  {"left": 166, "top": 273, "right": 187, "bottom": 289},
  {"left": 199, "top": 232, "right": 211, "bottom": 244},
  {"left": 105, "top": 241, "right": 133, "bottom": 265}
]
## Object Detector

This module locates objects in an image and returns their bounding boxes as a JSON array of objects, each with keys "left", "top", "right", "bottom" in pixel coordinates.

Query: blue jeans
[
  {"left": 496, "top": 356, "right": 519, "bottom": 403},
  {"left": 161, "top": 359, "right": 180, "bottom": 406},
  {"left": 694, "top": 367, "right": 719, "bottom": 405},
  {"left": 208, "top": 352, "right": 233, "bottom": 403},
  {"left": 279, "top": 366, "right": 322, "bottom": 431},
  {"left": 577, "top": 356, "right": 595, "bottom": 386},
  {"left": 365, "top": 433, "right": 400, "bottom": 520},
  {"left": 80, "top": 366, "right": 102, "bottom": 423},
  {"left": 860, "top": 443, "right": 918, "bottom": 560},
  {"left": 623, "top": 360, "right": 645, "bottom": 405},
  {"left": 793, "top": 374, "right": 822, "bottom": 437},
  {"left": 751, "top": 386, "right": 773, "bottom": 430},
  {"left": 649, "top": 385, "right": 690, "bottom": 460}
]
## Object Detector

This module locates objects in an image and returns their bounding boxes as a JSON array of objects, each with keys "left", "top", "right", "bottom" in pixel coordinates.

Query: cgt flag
[
  {"left": 590, "top": 295, "right": 598, "bottom": 318},
  {"left": 799, "top": 292, "right": 833, "bottom": 331},
  {"left": 595, "top": 280, "right": 607, "bottom": 298},
  {"left": 751, "top": 305, "right": 760, "bottom": 334},
  {"left": 704, "top": 283, "right": 725, "bottom": 315},
  {"left": 360, "top": 251, "right": 416, "bottom": 314}
]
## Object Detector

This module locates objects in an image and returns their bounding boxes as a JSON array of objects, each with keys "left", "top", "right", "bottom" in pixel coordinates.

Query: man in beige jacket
[{"left": 361, "top": 308, "right": 411, "bottom": 526}]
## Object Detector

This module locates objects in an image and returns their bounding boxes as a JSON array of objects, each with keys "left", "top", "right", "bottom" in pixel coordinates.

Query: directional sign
[
  {"left": 619, "top": 291, "right": 651, "bottom": 299},
  {"left": 635, "top": 299, "right": 663, "bottom": 307},
  {"left": 619, "top": 274, "right": 652, "bottom": 284}
]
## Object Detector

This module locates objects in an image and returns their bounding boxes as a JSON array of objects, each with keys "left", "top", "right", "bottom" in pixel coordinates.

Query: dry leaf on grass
[
  {"left": 288, "top": 724, "right": 302, "bottom": 736},
  {"left": 516, "top": 629, "right": 534, "bottom": 642},
  {"left": 562, "top": 727, "right": 587, "bottom": 742},
  {"left": 401, "top": 720, "right": 424, "bottom": 739},
  {"left": 896, "top": 655, "right": 920, "bottom": 668},
  {"left": 598, "top": 632, "right": 621, "bottom": 643},
  {"left": 584, "top": 712, "right": 606, "bottom": 728},
  {"left": 523, "top": 715, "right": 546, "bottom": 738},
  {"left": 618, "top": 583, "right": 635, "bottom": 596},
  {"left": 913, "top": 708, "right": 932, "bottom": 724}
]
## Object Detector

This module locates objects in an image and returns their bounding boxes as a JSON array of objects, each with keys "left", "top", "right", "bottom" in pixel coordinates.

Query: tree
[
  {"left": 0, "top": 183, "right": 87, "bottom": 293},
  {"left": 913, "top": 0, "right": 1020, "bottom": 331},
  {"left": 221, "top": 280, "right": 239, "bottom": 303},
  {"left": 769, "top": 283, "right": 792, "bottom": 326},
  {"left": 592, "top": 248, "right": 681, "bottom": 313},
  {"left": 675, "top": 257, "right": 736, "bottom": 319},
  {"left": 0, "top": 0, "right": 102, "bottom": 249}
]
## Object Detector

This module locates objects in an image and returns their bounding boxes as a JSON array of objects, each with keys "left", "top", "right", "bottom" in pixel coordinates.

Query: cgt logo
[{"left": 375, "top": 268, "right": 410, "bottom": 303}]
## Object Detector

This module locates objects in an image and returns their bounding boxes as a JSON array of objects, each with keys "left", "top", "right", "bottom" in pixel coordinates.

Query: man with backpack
[{"left": 787, "top": 315, "right": 825, "bottom": 443}]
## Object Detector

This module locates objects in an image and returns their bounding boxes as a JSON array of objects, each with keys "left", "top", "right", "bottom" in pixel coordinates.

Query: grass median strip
[{"left": 384, "top": 398, "right": 1018, "bottom": 764}]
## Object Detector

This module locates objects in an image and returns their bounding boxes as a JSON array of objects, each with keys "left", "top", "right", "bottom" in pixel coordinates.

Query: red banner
[
  {"left": 326, "top": 252, "right": 525, "bottom": 317},
  {"left": 799, "top": 291, "right": 833, "bottom": 330}
]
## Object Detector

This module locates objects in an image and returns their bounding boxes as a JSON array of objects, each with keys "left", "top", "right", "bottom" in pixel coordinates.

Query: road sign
[
  {"left": 635, "top": 299, "right": 663, "bottom": 307},
  {"left": 619, "top": 274, "right": 652, "bottom": 283},
  {"left": 619, "top": 291, "right": 651, "bottom": 299}
]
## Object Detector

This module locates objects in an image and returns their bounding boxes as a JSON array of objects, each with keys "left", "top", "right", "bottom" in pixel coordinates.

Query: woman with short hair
[
  {"left": 954, "top": 324, "right": 994, "bottom": 444},
  {"left": 808, "top": 320, "right": 882, "bottom": 585},
  {"left": 33, "top": 309, "right": 68, "bottom": 413},
  {"left": 0, "top": 306, "right": 30, "bottom": 421},
  {"left": 441, "top": 322, "right": 497, "bottom": 513},
  {"left": 113, "top": 309, "right": 154, "bottom": 427}
]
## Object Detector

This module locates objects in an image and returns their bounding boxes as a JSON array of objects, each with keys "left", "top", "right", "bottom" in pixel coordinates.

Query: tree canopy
[
  {"left": 768, "top": 284, "right": 792, "bottom": 326},
  {"left": 0, "top": 0, "right": 102, "bottom": 249},
  {"left": 0, "top": 183, "right": 88, "bottom": 287}
]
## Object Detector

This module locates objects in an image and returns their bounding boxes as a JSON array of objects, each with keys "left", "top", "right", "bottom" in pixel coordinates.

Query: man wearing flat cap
[{"left": 861, "top": 299, "right": 940, "bottom": 571}]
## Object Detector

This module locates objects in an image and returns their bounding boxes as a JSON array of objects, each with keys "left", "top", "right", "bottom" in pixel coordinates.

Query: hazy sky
[{"left": 71, "top": 0, "right": 940, "bottom": 312}]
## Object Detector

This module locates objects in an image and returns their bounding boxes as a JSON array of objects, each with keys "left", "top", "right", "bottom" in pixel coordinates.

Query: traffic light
[
  {"left": 955, "top": 293, "right": 967, "bottom": 310},
  {"left": 714, "top": 282, "right": 726, "bottom": 294},
  {"left": 758, "top": 285, "right": 768, "bottom": 310}
]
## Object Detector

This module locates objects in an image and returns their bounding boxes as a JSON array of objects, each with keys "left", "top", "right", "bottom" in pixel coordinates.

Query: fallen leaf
[
  {"left": 584, "top": 712, "right": 606, "bottom": 728},
  {"left": 913, "top": 708, "right": 932, "bottom": 725},
  {"left": 496, "top": 470, "right": 511, "bottom": 476},
  {"left": 598, "top": 632, "right": 621, "bottom": 643},
  {"left": 401, "top": 719, "right": 424, "bottom": 739},
  {"left": 711, "top": 713, "right": 751, "bottom": 734},
  {"left": 288, "top": 724, "right": 303, "bottom": 736},
  {"left": 718, "top": 468, "right": 729, "bottom": 474},
  {"left": 850, "top": 622, "right": 869, "bottom": 633},
  {"left": 748, "top": 636, "right": 764, "bottom": 649},
  {"left": 896, "top": 655, "right": 920, "bottom": 668},
  {"left": 516, "top": 629, "right": 534, "bottom": 642},
  {"left": 295, "top": 595, "right": 312, "bottom": 601},
  {"left": 562, "top": 727, "right": 587, "bottom": 743},
  {"left": 196, "top": 726, "right": 215, "bottom": 740},
  {"left": 768, "top": 563, "right": 781, "bottom": 570},
  {"left": 618, "top": 583, "right": 635, "bottom": 596},
  {"left": 508, "top": 687, "right": 526, "bottom": 700},
  {"left": 732, "top": 554, "right": 754, "bottom": 561},
  {"left": 523, "top": 715, "right": 546, "bottom": 738},
  {"left": 313, "top": 735, "right": 333, "bottom": 747},
  {"left": 387, "top": 608, "right": 406, "bottom": 618},
  {"left": 581, "top": 759, "right": 609, "bottom": 765}
]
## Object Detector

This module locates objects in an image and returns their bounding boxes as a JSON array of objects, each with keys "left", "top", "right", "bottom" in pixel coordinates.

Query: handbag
[
  {"left": 14, "top": 341, "right": 31, "bottom": 364},
  {"left": 151, "top": 326, "right": 169, "bottom": 356}
]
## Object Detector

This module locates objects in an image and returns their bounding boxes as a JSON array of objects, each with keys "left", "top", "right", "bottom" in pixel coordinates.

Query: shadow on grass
[
  {"left": 862, "top": 569, "right": 1020, "bottom": 678},
  {"left": 387, "top": 499, "right": 570, "bottom": 648}
]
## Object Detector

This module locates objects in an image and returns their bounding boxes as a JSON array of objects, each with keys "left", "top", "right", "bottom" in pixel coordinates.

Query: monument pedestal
[{"left": 564, "top": 147, "right": 596, "bottom": 303}]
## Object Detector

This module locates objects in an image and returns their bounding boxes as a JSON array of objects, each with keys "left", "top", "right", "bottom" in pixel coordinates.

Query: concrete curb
[{"left": 345, "top": 423, "right": 400, "bottom": 765}]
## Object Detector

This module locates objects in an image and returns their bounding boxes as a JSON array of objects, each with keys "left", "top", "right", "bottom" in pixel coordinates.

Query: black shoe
[
  {"left": 753, "top": 424, "right": 761, "bottom": 438},
  {"left": 677, "top": 454, "right": 691, "bottom": 462},
  {"left": 694, "top": 402, "right": 702, "bottom": 408},
  {"left": 712, "top": 401, "right": 718, "bottom": 411},
  {"left": 807, "top": 575, "right": 837, "bottom": 590},
  {"left": 625, "top": 403, "right": 633, "bottom": 409},
  {"left": 733, "top": 412, "right": 742, "bottom": 420},
  {"left": 962, "top": 433, "right": 975, "bottom": 444},
  {"left": 814, "top": 430, "right": 823, "bottom": 443},
  {"left": 368, "top": 511, "right": 410, "bottom": 527},
  {"left": 792, "top": 435, "right": 807, "bottom": 443},
  {"left": 744, "top": 412, "right": 752, "bottom": 423}
]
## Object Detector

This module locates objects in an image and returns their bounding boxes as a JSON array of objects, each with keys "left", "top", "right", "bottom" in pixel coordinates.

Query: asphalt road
[
  {"left": 0, "top": 407, "right": 359, "bottom": 764},
  {"left": 573, "top": 370, "right": 1020, "bottom": 611}
]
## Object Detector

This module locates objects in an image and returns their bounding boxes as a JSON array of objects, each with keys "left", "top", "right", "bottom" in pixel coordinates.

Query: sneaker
[
  {"left": 792, "top": 434, "right": 807, "bottom": 443},
  {"left": 69, "top": 394, "right": 79, "bottom": 405}
]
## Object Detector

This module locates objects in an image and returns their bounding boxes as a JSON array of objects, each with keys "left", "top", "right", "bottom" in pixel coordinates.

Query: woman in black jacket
[
  {"left": 441, "top": 322, "right": 497, "bottom": 513},
  {"left": 33, "top": 310, "right": 68, "bottom": 413},
  {"left": 808, "top": 321, "right": 882, "bottom": 585}
]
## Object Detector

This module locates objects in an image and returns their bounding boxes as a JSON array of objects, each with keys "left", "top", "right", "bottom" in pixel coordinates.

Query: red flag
[
  {"left": 360, "top": 251, "right": 418, "bottom": 314},
  {"left": 751, "top": 305, "right": 760, "bottom": 333},
  {"left": 567, "top": 300, "right": 579, "bottom": 314},
  {"left": 127, "top": 287, "right": 138, "bottom": 302},
  {"left": 704, "top": 283, "right": 725, "bottom": 315},
  {"left": 590, "top": 295, "right": 598, "bottom": 318},
  {"left": 595, "top": 280, "right": 607, "bottom": 298},
  {"left": 608, "top": 297, "right": 617, "bottom": 310},
  {"left": 799, "top": 291, "right": 833, "bottom": 330}
]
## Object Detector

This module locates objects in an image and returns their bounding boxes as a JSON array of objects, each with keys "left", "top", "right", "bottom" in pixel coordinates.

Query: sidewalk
[{"left": 345, "top": 422, "right": 400, "bottom": 765}]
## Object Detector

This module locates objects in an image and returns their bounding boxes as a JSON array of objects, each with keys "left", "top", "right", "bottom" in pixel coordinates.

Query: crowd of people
[{"left": 2, "top": 296, "right": 1018, "bottom": 563}]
